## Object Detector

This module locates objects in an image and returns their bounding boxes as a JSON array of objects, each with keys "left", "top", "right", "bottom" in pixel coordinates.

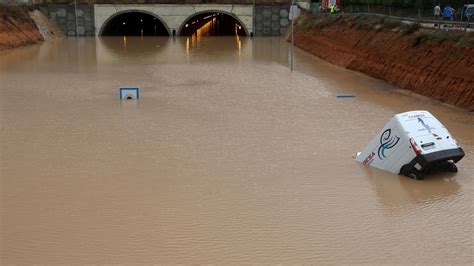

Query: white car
[{"left": 354, "top": 110, "right": 465, "bottom": 180}]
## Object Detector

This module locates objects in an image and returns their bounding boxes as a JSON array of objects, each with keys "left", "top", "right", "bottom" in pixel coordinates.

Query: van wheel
[
  {"left": 446, "top": 163, "right": 458, "bottom": 173},
  {"left": 408, "top": 171, "right": 424, "bottom": 180}
]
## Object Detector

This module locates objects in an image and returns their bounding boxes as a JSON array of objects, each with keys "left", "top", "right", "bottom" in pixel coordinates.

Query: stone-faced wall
[
  {"left": 254, "top": 5, "right": 289, "bottom": 36},
  {"left": 39, "top": 5, "right": 95, "bottom": 36}
]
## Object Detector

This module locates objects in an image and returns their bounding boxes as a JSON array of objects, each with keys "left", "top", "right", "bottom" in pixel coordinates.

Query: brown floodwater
[{"left": 0, "top": 36, "right": 473, "bottom": 264}]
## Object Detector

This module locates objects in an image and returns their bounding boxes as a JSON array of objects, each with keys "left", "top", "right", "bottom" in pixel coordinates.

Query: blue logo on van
[
  {"left": 418, "top": 118, "right": 432, "bottom": 133},
  {"left": 378, "top": 129, "right": 400, "bottom": 160}
]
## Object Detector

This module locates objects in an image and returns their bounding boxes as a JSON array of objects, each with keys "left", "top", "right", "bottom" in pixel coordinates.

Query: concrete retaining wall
[
  {"left": 39, "top": 4, "right": 95, "bottom": 36},
  {"left": 254, "top": 5, "right": 290, "bottom": 36},
  {"left": 38, "top": 4, "right": 290, "bottom": 37}
]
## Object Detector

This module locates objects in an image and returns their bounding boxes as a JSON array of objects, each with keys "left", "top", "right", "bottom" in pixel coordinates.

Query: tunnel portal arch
[
  {"left": 99, "top": 10, "right": 171, "bottom": 36},
  {"left": 94, "top": 5, "right": 254, "bottom": 37}
]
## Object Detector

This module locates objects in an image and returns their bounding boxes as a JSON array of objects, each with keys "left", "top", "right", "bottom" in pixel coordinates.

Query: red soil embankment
[
  {"left": 0, "top": 6, "right": 43, "bottom": 51},
  {"left": 294, "top": 16, "right": 474, "bottom": 110}
]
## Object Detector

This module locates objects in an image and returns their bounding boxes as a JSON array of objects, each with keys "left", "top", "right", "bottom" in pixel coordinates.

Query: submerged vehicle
[{"left": 354, "top": 110, "right": 464, "bottom": 180}]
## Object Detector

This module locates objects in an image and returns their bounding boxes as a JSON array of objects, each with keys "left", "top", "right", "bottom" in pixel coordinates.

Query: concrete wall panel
[
  {"left": 153, "top": 5, "right": 195, "bottom": 16},
  {"left": 231, "top": 6, "right": 253, "bottom": 16},
  {"left": 193, "top": 5, "right": 233, "bottom": 13}
]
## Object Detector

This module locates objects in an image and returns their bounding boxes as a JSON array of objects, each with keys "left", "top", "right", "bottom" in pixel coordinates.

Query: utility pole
[
  {"left": 290, "top": 0, "right": 294, "bottom": 72},
  {"left": 253, "top": 0, "right": 255, "bottom": 37},
  {"left": 74, "top": 0, "right": 78, "bottom": 37}
]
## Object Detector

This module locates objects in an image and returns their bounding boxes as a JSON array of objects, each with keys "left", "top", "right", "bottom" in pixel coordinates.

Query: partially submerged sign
[
  {"left": 120, "top": 87, "right": 140, "bottom": 100},
  {"left": 336, "top": 94, "right": 356, "bottom": 99}
]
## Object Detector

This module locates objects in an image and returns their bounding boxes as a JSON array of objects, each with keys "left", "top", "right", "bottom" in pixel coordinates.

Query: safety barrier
[{"left": 339, "top": 12, "right": 473, "bottom": 32}]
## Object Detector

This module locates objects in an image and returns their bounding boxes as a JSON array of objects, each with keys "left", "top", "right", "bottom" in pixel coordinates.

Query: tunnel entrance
[
  {"left": 101, "top": 12, "right": 169, "bottom": 36},
  {"left": 179, "top": 12, "right": 247, "bottom": 37}
]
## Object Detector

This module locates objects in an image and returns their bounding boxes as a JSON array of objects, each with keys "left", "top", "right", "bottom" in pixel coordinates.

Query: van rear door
[{"left": 398, "top": 112, "right": 456, "bottom": 155}]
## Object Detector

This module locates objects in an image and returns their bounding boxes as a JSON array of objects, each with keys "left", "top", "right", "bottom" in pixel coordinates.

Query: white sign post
[{"left": 289, "top": 3, "right": 300, "bottom": 71}]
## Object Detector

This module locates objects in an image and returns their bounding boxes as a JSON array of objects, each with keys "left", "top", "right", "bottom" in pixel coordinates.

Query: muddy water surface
[{"left": 1, "top": 37, "right": 473, "bottom": 264}]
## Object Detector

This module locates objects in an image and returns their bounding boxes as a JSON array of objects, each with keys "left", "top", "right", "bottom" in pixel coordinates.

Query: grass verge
[{"left": 295, "top": 12, "right": 474, "bottom": 47}]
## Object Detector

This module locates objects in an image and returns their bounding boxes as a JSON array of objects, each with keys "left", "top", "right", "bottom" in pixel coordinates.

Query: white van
[
  {"left": 354, "top": 110, "right": 465, "bottom": 180},
  {"left": 464, "top": 4, "right": 474, "bottom": 20}
]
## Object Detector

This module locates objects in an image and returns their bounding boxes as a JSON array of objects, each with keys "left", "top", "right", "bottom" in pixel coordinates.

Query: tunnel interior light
[
  {"left": 180, "top": 12, "right": 247, "bottom": 37},
  {"left": 140, "top": 19, "right": 143, "bottom": 22},
  {"left": 204, "top": 14, "right": 217, "bottom": 20},
  {"left": 123, "top": 22, "right": 126, "bottom": 25}
]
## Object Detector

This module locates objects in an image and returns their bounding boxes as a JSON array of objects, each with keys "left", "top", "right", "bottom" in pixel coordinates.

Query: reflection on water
[
  {"left": 100, "top": 36, "right": 170, "bottom": 59},
  {"left": 95, "top": 36, "right": 248, "bottom": 65},
  {"left": 1, "top": 36, "right": 473, "bottom": 264},
  {"left": 195, "top": 18, "right": 216, "bottom": 37},
  {"left": 363, "top": 166, "right": 461, "bottom": 210}
]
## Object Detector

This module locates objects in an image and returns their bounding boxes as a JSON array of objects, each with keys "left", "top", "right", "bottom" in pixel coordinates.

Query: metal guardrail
[
  {"left": 0, "top": 0, "right": 32, "bottom": 3},
  {"left": 1, "top": 0, "right": 292, "bottom": 4},
  {"left": 337, "top": 12, "right": 473, "bottom": 32}
]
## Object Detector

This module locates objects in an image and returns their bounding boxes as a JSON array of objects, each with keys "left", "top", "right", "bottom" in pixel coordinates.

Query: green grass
[
  {"left": 297, "top": 13, "right": 408, "bottom": 33},
  {"left": 347, "top": 14, "right": 380, "bottom": 29},
  {"left": 296, "top": 13, "right": 474, "bottom": 47},
  {"left": 399, "top": 22, "right": 420, "bottom": 35},
  {"left": 382, "top": 19, "right": 402, "bottom": 29},
  {"left": 455, "top": 32, "right": 474, "bottom": 47},
  {"left": 413, "top": 31, "right": 448, "bottom": 46},
  {"left": 413, "top": 31, "right": 474, "bottom": 47},
  {"left": 457, "top": 37, "right": 474, "bottom": 47},
  {"left": 296, "top": 13, "right": 341, "bottom": 32}
]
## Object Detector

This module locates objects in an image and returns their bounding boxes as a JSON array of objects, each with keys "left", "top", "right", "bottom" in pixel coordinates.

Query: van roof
[{"left": 395, "top": 110, "right": 433, "bottom": 119}]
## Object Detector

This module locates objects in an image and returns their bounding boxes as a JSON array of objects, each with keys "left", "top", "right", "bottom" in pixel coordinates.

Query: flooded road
[{"left": 1, "top": 36, "right": 473, "bottom": 264}]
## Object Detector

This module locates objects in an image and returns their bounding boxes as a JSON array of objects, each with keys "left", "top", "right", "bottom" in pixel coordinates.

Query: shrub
[
  {"left": 412, "top": 31, "right": 474, "bottom": 47},
  {"left": 400, "top": 22, "right": 420, "bottom": 35},
  {"left": 457, "top": 37, "right": 474, "bottom": 47},
  {"left": 296, "top": 13, "right": 341, "bottom": 32},
  {"left": 383, "top": 19, "right": 402, "bottom": 29},
  {"left": 417, "top": 31, "right": 448, "bottom": 45}
]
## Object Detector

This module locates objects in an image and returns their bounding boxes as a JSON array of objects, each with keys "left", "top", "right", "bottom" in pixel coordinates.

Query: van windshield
[{"left": 466, "top": 7, "right": 474, "bottom": 14}]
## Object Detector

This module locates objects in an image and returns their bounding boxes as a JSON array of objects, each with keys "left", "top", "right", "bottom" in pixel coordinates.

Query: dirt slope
[
  {"left": 293, "top": 15, "right": 474, "bottom": 110},
  {"left": 29, "top": 9, "right": 64, "bottom": 40},
  {"left": 0, "top": 6, "right": 44, "bottom": 51}
]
